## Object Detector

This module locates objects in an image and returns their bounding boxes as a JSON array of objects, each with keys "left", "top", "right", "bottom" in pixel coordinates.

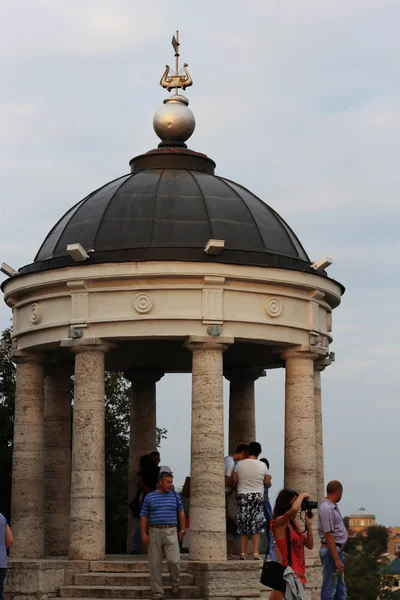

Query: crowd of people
[
  {"left": 225, "top": 442, "right": 347, "bottom": 600},
  {"left": 132, "top": 444, "right": 347, "bottom": 600}
]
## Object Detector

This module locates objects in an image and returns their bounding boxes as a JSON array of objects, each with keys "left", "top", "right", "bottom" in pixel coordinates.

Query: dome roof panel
[
  {"left": 221, "top": 178, "right": 308, "bottom": 260},
  {"left": 94, "top": 172, "right": 159, "bottom": 249},
  {"left": 152, "top": 171, "right": 209, "bottom": 225},
  {"left": 52, "top": 175, "right": 131, "bottom": 257},
  {"left": 152, "top": 217, "right": 211, "bottom": 246},
  {"left": 192, "top": 171, "right": 263, "bottom": 235},
  {"left": 35, "top": 198, "right": 86, "bottom": 261}
]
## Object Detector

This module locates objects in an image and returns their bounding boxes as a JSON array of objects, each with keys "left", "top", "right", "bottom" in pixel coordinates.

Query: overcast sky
[{"left": 0, "top": 1, "right": 399, "bottom": 526}]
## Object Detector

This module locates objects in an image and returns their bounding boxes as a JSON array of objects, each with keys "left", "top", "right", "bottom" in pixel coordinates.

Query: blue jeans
[
  {"left": 131, "top": 519, "right": 141, "bottom": 552},
  {"left": 320, "top": 546, "right": 346, "bottom": 599},
  {"left": 263, "top": 500, "right": 276, "bottom": 561},
  {"left": 0, "top": 568, "right": 7, "bottom": 600}
]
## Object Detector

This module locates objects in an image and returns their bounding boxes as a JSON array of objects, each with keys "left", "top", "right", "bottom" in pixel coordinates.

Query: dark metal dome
[{"left": 20, "top": 148, "right": 315, "bottom": 275}]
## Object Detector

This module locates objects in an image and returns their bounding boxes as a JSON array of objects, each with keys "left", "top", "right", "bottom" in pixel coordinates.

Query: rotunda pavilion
[{"left": 1, "top": 39, "right": 344, "bottom": 600}]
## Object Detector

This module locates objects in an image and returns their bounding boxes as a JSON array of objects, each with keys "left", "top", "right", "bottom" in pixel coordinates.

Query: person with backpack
[{"left": 269, "top": 489, "right": 314, "bottom": 599}]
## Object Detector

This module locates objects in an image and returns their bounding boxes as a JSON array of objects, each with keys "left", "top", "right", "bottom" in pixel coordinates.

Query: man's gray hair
[{"left": 158, "top": 471, "right": 173, "bottom": 482}]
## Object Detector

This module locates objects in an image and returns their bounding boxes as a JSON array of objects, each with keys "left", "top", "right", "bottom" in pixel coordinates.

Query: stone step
[
  {"left": 75, "top": 572, "right": 194, "bottom": 586},
  {"left": 59, "top": 585, "right": 200, "bottom": 599},
  {"left": 89, "top": 561, "right": 190, "bottom": 573}
]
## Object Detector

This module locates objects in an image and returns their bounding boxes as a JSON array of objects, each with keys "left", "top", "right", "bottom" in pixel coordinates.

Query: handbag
[{"left": 260, "top": 524, "right": 292, "bottom": 591}]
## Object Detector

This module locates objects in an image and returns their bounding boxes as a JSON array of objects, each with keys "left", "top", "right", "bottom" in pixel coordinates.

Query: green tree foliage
[
  {"left": 0, "top": 328, "right": 15, "bottom": 519},
  {"left": 104, "top": 371, "right": 130, "bottom": 553},
  {"left": 0, "top": 327, "right": 167, "bottom": 553},
  {"left": 345, "top": 525, "right": 397, "bottom": 599}
]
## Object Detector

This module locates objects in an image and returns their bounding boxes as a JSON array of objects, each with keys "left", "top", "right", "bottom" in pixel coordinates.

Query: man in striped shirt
[{"left": 141, "top": 472, "right": 186, "bottom": 600}]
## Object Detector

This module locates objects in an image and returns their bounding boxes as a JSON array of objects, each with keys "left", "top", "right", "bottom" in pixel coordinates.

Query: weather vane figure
[{"left": 160, "top": 31, "right": 193, "bottom": 93}]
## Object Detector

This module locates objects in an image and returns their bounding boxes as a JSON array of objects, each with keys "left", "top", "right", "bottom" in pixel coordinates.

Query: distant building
[
  {"left": 388, "top": 527, "right": 400, "bottom": 558},
  {"left": 348, "top": 507, "right": 376, "bottom": 536}
]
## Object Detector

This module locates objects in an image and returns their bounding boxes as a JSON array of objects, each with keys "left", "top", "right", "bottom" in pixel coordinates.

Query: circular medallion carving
[
  {"left": 133, "top": 293, "right": 154, "bottom": 314},
  {"left": 265, "top": 297, "right": 282, "bottom": 318},
  {"left": 29, "top": 303, "right": 42, "bottom": 324}
]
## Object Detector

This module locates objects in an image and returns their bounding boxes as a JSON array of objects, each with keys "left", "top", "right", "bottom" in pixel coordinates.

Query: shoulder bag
[{"left": 260, "top": 524, "right": 292, "bottom": 591}]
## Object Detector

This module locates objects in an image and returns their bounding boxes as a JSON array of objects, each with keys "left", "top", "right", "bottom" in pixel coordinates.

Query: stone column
[
  {"left": 185, "top": 335, "right": 234, "bottom": 561},
  {"left": 125, "top": 369, "right": 164, "bottom": 549},
  {"left": 314, "top": 359, "right": 330, "bottom": 506},
  {"left": 282, "top": 346, "right": 322, "bottom": 496},
  {"left": 10, "top": 353, "right": 45, "bottom": 558},
  {"left": 225, "top": 368, "right": 265, "bottom": 454},
  {"left": 44, "top": 363, "right": 72, "bottom": 556},
  {"left": 61, "top": 338, "right": 113, "bottom": 560},
  {"left": 282, "top": 345, "right": 325, "bottom": 599}
]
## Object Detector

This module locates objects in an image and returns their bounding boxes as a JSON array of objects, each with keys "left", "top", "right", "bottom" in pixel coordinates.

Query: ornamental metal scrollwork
[
  {"left": 133, "top": 293, "right": 154, "bottom": 314},
  {"left": 29, "top": 303, "right": 42, "bottom": 324},
  {"left": 265, "top": 297, "right": 282, "bottom": 318}
]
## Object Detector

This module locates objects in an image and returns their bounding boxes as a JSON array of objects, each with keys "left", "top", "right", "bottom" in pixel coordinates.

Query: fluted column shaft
[
  {"left": 185, "top": 335, "right": 233, "bottom": 561},
  {"left": 10, "top": 355, "right": 45, "bottom": 558},
  {"left": 61, "top": 338, "right": 113, "bottom": 560},
  {"left": 226, "top": 368, "right": 265, "bottom": 454},
  {"left": 44, "top": 363, "right": 72, "bottom": 555}
]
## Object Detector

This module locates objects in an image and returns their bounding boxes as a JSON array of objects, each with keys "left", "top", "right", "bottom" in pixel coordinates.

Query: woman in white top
[{"left": 233, "top": 441, "right": 270, "bottom": 560}]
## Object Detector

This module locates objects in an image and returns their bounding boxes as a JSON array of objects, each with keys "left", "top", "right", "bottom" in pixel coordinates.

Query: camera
[{"left": 301, "top": 499, "right": 318, "bottom": 518}]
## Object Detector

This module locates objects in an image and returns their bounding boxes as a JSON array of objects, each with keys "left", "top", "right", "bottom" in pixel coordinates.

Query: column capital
[
  {"left": 124, "top": 368, "right": 165, "bottom": 384},
  {"left": 60, "top": 338, "right": 116, "bottom": 354},
  {"left": 184, "top": 335, "right": 234, "bottom": 353},
  {"left": 281, "top": 344, "right": 327, "bottom": 362},
  {"left": 314, "top": 358, "right": 332, "bottom": 373},
  {"left": 224, "top": 367, "right": 266, "bottom": 383},
  {"left": 12, "top": 350, "right": 47, "bottom": 365}
]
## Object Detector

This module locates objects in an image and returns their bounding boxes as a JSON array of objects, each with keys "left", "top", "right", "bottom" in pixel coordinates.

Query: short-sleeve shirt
[
  {"left": 0, "top": 513, "right": 8, "bottom": 568},
  {"left": 224, "top": 455, "right": 235, "bottom": 492},
  {"left": 318, "top": 498, "right": 348, "bottom": 546},
  {"left": 234, "top": 458, "right": 268, "bottom": 495},
  {"left": 140, "top": 490, "right": 184, "bottom": 526}
]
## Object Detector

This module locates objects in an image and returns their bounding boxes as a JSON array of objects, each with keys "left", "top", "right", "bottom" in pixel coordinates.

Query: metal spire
[{"left": 160, "top": 30, "right": 193, "bottom": 93}]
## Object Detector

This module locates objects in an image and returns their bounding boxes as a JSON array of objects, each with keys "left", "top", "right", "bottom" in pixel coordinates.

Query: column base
[
  {"left": 4, "top": 558, "right": 89, "bottom": 600},
  {"left": 189, "top": 561, "right": 261, "bottom": 599}
]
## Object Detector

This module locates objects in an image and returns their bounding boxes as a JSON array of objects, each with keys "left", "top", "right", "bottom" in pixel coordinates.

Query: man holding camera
[{"left": 318, "top": 480, "right": 347, "bottom": 600}]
